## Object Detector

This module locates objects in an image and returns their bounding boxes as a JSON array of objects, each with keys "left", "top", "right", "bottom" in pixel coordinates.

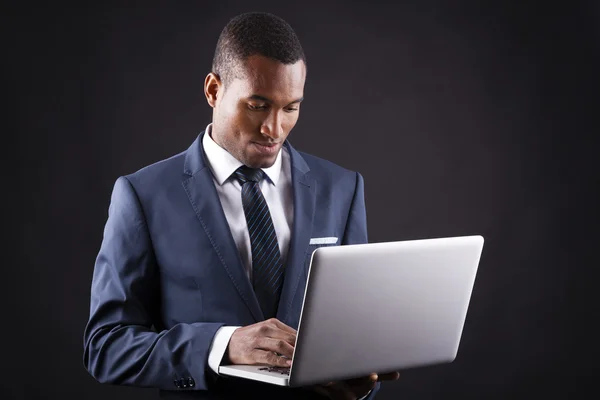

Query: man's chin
[
  {"left": 243, "top": 151, "right": 278, "bottom": 169},
  {"left": 245, "top": 157, "right": 276, "bottom": 169}
]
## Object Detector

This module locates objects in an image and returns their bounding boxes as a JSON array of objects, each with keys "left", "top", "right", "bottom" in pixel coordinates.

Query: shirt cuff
[
  {"left": 358, "top": 389, "right": 373, "bottom": 400},
  {"left": 207, "top": 326, "right": 241, "bottom": 374}
]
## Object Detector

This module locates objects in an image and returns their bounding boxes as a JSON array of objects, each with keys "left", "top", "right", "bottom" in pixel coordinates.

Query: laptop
[{"left": 218, "top": 235, "right": 484, "bottom": 387}]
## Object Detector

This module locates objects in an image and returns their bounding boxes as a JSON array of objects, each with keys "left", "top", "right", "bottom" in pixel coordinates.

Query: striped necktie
[{"left": 234, "top": 165, "right": 284, "bottom": 319}]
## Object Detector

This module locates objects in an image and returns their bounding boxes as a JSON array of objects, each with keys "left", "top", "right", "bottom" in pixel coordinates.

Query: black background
[{"left": 4, "top": 1, "right": 599, "bottom": 399}]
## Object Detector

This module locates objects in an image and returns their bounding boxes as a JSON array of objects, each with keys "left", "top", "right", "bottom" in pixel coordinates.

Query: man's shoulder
[
  {"left": 122, "top": 149, "right": 187, "bottom": 189},
  {"left": 294, "top": 148, "right": 361, "bottom": 180}
]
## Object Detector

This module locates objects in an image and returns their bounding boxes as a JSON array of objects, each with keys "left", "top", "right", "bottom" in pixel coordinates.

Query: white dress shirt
[{"left": 203, "top": 123, "right": 293, "bottom": 373}]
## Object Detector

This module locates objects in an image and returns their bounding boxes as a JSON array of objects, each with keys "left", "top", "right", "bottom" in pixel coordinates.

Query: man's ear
[{"left": 204, "top": 72, "right": 222, "bottom": 108}]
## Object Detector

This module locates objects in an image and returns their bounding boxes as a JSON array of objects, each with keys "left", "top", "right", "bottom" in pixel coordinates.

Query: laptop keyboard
[{"left": 258, "top": 366, "right": 290, "bottom": 375}]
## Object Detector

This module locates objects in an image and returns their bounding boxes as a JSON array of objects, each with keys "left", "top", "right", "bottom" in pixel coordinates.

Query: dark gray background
[{"left": 4, "top": 1, "right": 598, "bottom": 399}]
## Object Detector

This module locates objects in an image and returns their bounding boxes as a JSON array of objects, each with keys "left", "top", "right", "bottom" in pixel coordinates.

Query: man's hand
[
  {"left": 226, "top": 318, "right": 296, "bottom": 367},
  {"left": 310, "top": 371, "right": 400, "bottom": 400}
]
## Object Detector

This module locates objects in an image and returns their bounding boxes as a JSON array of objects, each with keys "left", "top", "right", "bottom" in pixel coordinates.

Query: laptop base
[{"left": 218, "top": 365, "right": 290, "bottom": 386}]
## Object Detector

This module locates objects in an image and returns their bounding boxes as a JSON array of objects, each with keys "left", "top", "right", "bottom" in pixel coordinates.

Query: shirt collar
[{"left": 202, "top": 123, "right": 283, "bottom": 186}]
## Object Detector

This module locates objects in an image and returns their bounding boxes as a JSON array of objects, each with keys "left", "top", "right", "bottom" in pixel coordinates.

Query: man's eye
[
  {"left": 248, "top": 104, "right": 267, "bottom": 110},
  {"left": 285, "top": 108, "right": 298, "bottom": 112}
]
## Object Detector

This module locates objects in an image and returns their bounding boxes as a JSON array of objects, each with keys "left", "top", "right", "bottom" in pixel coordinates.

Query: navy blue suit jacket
[{"left": 83, "top": 131, "right": 381, "bottom": 399}]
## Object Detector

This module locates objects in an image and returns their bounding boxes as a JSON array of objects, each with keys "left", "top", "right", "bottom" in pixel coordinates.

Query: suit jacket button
[
  {"left": 173, "top": 379, "right": 180, "bottom": 388},
  {"left": 187, "top": 377, "right": 195, "bottom": 387}
]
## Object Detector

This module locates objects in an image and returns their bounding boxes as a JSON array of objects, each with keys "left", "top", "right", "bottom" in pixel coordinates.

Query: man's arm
[{"left": 83, "top": 176, "right": 224, "bottom": 391}]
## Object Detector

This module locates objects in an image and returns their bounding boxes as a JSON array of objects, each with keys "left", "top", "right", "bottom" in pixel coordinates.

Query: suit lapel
[
  {"left": 180, "top": 132, "right": 316, "bottom": 324},
  {"left": 277, "top": 143, "right": 316, "bottom": 324},
  {"left": 182, "top": 132, "right": 264, "bottom": 322}
]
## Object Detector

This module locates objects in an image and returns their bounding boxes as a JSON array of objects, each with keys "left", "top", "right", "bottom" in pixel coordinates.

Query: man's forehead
[{"left": 231, "top": 59, "right": 305, "bottom": 103}]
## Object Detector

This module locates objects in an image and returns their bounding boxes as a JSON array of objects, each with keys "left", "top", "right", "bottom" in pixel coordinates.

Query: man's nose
[{"left": 261, "top": 110, "right": 284, "bottom": 139}]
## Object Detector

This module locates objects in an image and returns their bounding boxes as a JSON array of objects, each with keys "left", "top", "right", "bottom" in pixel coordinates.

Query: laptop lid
[{"left": 288, "top": 235, "right": 484, "bottom": 387}]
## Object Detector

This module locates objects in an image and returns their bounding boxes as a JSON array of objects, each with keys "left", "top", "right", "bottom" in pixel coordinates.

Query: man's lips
[
  {"left": 253, "top": 142, "right": 279, "bottom": 147},
  {"left": 252, "top": 141, "right": 280, "bottom": 155}
]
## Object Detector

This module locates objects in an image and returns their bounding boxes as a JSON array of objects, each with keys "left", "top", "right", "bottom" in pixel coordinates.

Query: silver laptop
[{"left": 218, "top": 235, "right": 484, "bottom": 387}]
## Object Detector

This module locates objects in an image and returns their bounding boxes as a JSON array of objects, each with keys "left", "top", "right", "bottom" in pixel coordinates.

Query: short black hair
[{"left": 212, "top": 12, "right": 306, "bottom": 86}]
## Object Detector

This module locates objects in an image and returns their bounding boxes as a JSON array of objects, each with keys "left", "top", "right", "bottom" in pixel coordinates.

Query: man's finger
[
  {"left": 262, "top": 329, "right": 296, "bottom": 346},
  {"left": 270, "top": 318, "right": 297, "bottom": 335},
  {"left": 254, "top": 349, "right": 293, "bottom": 367},
  {"left": 345, "top": 373, "right": 378, "bottom": 386},
  {"left": 377, "top": 371, "right": 400, "bottom": 381},
  {"left": 255, "top": 337, "right": 295, "bottom": 358},
  {"left": 256, "top": 323, "right": 296, "bottom": 345}
]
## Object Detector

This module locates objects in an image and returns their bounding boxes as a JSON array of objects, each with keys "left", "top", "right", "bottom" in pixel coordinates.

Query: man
[{"left": 83, "top": 12, "right": 399, "bottom": 399}]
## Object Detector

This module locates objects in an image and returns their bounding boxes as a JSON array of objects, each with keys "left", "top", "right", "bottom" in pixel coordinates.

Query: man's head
[{"left": 204, "top": 12, "right": 307, "bottom": 168}]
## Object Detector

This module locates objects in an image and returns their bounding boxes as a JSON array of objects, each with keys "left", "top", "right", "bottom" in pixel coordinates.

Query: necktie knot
[{"left": 234, "top": 166, "right": 264, "bottom": 185}]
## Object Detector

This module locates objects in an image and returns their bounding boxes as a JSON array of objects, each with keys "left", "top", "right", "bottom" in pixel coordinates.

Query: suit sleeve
[
  {"left": 341, "top": 172, "right": 382, "bottom": 399},
  {"left": 83, "top": 176, "right": 225, "bottom": 391}
]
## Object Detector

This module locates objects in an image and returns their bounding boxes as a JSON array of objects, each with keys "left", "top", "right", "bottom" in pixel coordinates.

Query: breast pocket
[
  {"left": 308, "top": 236, "right": 338, "bottom": 246},
  {"left": 306, "top": 235, "right": 339, "bottom": 255}
]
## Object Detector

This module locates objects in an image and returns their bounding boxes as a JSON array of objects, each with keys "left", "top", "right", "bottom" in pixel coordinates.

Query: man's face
[{"left": 206, "top": 55, "right": 306, "bottom": 169}]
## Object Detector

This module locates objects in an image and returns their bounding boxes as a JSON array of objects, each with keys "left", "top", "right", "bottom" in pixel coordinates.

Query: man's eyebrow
[{"left": 249, "top": 94, "right": 304, "bottom": 104}]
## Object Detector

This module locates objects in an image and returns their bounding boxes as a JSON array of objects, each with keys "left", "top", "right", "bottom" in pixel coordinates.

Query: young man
[{"left": 83, "top": 12, "right": 399, "bottom": 399}]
